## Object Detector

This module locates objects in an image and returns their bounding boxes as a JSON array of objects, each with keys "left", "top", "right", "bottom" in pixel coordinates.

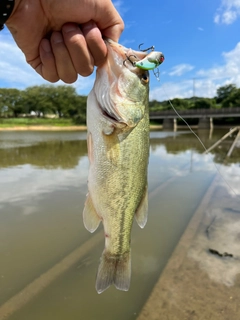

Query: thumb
[
  {"left": 94, "top": 1, "right": 124, "bottom": 42},
  {"left": 102, "top": 23, "right": 124, "bottom": 42}
]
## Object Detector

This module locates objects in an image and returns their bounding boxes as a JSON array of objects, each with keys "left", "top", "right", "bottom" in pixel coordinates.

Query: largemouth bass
[{"left": 83, "top": 40, "right": 159, "bottom": 294}]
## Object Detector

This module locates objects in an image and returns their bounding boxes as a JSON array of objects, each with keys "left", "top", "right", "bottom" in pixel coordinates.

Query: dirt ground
[{"left": 137, "top": 176, "right": 240, "bottom": 320}]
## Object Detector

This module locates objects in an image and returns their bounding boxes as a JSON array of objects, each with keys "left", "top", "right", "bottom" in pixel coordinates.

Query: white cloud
[
  {"left": 150, "top": 80, "right": 193, "bottom": 100},
  {"left": 150, "top": 42, "right": 240, "bottom": 100},
  {"left": 214, "top": 14, "right": 220, "bottom": 24},
  {"left": 168, "top": 64, "right": 194, "bottom": 77},
  {"left": 214, "top": 0, "right": 240, "bottom": 24},
  {"left": 198, "top": 27, "right": 204, "bottom": 31},
  {"left": 197, "top": 42, "right": 240, "bottom": 81},
  {"left": 222, "top": 9, "right": 238, "bottom": 23},
  {"left": 0, "top": 37, "right": 37, "bottom": 87}
]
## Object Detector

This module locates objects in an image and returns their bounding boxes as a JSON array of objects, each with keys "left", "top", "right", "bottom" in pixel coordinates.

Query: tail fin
[{"left": 95, "top": 250, "right": 131, "bottom": 294}]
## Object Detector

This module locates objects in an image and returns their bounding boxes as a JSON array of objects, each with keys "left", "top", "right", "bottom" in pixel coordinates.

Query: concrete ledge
[{"left": 137, "top": 175, "right": 240, "bottom": 320}]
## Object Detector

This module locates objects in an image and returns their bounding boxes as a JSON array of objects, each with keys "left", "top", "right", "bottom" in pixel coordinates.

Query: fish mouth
[
  {"left": 105, "top": 39, "right": 148, "bottom": 76},
  {"left": 94, "top": 39, "right": 149, "bottom": 128}
]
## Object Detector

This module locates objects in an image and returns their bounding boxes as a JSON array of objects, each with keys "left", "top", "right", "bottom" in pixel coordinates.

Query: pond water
[{"left": 0, "top": 129, "right": 239, "bottom": 320}]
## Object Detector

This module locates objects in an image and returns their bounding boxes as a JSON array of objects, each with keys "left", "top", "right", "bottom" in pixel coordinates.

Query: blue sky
[{"left": 1, "top": 0, "right": 240, "bottom": 101}]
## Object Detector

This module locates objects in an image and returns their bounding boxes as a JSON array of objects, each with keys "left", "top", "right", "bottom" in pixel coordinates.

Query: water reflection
[
  {"left": 151, "top": 129, "right": 240, "bottom": 164},
  {"left": 0, "top": 129, "right": 239, "bottom": 170},
  {"left": 0, "top": 140, "right": 87, "bottom": 169},
  {"left": 0, "top": 129, "right": 239, "bottom": 320},
  {"left": 0, "top": 159, "right": 89, "bottom": 204},
  {"left": 0, "top": 132, "right": 87, "bottom": 169}
]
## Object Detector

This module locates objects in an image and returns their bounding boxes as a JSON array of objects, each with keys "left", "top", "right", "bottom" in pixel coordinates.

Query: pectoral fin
[
  {"left": 83, "top": 193, "right": 101, "bottom": 233},
  {"left": 135, "top": 186, "right": 148, "bottom": 228}
]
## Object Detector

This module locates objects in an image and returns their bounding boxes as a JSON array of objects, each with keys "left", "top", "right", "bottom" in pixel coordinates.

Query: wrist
[{"left": 0, "top": 0, "right": 15, "bottom": 30}]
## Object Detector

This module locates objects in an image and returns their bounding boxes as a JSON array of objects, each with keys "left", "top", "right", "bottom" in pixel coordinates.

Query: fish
[{"left": 83, "top": 39, "right": 151, "bottom": 294}]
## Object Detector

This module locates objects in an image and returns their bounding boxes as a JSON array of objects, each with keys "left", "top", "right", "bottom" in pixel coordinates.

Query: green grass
[{"left": 0, "top": 118, "right": 75, "bottom": 127}]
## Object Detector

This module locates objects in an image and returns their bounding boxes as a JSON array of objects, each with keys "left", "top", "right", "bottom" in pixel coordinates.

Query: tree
[
  {"left": 42, "top": 85, "right": 78, "bottom": 117},
  {"left": 0, "top": 85, "right": 88, "bottom": 121},
  {"left": 0, "top": 88, "right": 25, "bottom": 117},
  {"left": 66, "top": 95, "right": 87, "bottom": 124},
  {"left": 23, "top": 86, "right": 53, "bottom": 116},
  {"left": 149, "top": 100, "right": 163, "bottom": 111},
  {"left": 193, "top": 98, "right": 214, "bottom": 109},
  {"left": 222, "top": 88, "right": 240, "bottom": 108},
  {"left": 23, "top": 85, "right": 81, "bottom": 117},
  {"left": 216, "top": 84, "right": 237, "bottom": 104},
  {"left": 168, "top": 98, "right": 189, "bottom": 110}
]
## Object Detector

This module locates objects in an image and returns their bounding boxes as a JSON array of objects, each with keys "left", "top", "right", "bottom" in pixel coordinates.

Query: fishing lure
[
  {"left": 123, "top": 46, "right": 164, "bottom": 81},
  {"left": 134, "top": 51, "right": 165, "bottom": 71},
  {"left": 124, "top": 51, "right": 164, "bottom": 71}
]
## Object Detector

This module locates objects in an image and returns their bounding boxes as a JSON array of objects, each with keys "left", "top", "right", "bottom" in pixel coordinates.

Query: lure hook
[
  {"left": 153, "top": 68, "right": 160, "bottom": 81},
  {"left": 138, "top": 43, "right": 155, "bottom": 52},
  {"left": 123, "top": 54, "right": 137, "bottom": 67}
]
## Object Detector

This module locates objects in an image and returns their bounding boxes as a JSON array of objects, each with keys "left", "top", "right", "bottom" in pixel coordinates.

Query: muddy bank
[
  {"left": 0, "top": 126, "right": 87, "bottom": 131},
  {"left": 0, "top": 124, "right": 236, "bottom": 131},
  {"left": 0, "top": 125, "right": 162, "bottom": 131}
]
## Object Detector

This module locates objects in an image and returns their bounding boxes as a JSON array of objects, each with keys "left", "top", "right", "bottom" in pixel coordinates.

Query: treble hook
[
  {"left": 138, "top": 43, "right": 155, "bottom": 52},
  {"left": 123, "top": 54, "right": 137, "bottom": 67}
]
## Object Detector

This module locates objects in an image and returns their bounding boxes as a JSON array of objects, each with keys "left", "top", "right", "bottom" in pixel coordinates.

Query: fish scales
[{"left": 83, "top": 39, "right": 151, "bottom": 294}]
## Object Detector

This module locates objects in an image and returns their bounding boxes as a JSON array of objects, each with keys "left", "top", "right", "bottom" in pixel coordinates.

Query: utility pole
[{"left": 192, "top": 78, "right": 196, "bottom": 101}]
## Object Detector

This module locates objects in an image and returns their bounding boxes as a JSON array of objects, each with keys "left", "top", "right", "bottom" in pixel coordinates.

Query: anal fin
[
  {"left": 135, "top": 186, "right": 148, "bottom": 228},
  {"left": 83, "top": 193, "right": 101, "bottom": 233}
]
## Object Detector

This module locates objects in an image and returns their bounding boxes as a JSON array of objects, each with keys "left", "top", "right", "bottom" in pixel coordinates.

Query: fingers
[
  {"left": 38, "top": 39, "right": 59, "bottom": 83},
  {"left": 81, "top": 21, "right": 107, "bottom": 67},
  {"left": 62, "top": 23, "right": 95, "bottom": 76},
  {"left": 62, "top": 22, "right": 108, "bottom": 74},
  {"left": 39, "top": 31, "right": 78, "bottom": 83},
  {"left": 38, "top": 23, "right": 109, "bottom": 83},
  {"left": 50, "top": 31, "right": 78, "bottom": 83}
]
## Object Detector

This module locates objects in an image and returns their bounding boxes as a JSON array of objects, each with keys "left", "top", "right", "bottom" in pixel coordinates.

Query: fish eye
[{"left": 141, "top": 73, "right": 149, "bottom": 84}]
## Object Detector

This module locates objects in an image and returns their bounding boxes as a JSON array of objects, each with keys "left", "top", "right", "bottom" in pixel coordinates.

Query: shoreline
[
  {"left": 0, "top": 125, "right": 164, "bottom": 131},
  {"left": 0, "top": 125, "right": 87, "bottom": 131},
  {"left": 0, "top": 124, "right": 236, "bottom": 131}
]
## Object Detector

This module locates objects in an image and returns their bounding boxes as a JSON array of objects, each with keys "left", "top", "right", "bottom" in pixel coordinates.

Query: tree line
[
  {"left": 0, "top": 84, "right": 240, "bottom": 124},
  {"left": 0, "top": 85, "right": 87, "bottom": 124},
  {"left": 150, "top": 84, "right": 240, "bottom": 111}
]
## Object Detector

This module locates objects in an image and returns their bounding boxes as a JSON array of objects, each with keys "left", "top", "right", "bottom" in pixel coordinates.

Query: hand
[{"left": 6, "top": 0, "right": 124, "bottom": 83}]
